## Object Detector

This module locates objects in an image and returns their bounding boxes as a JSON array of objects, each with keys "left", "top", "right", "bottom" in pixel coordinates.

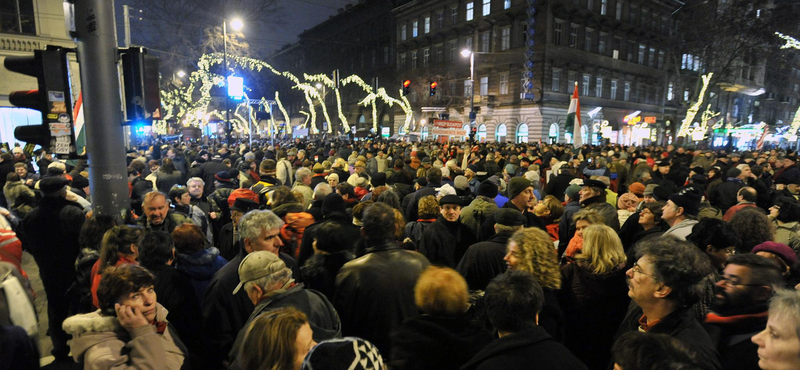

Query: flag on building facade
[
  {"left": 566, "top": 81, "right": 581, "bottom": 147},
  {"left": 756, "top": 124, "right": 769, "bottom": 150}
]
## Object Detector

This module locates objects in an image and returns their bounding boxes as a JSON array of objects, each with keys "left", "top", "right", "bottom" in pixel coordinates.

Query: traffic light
[
  {"left": 402, "top": 80, "right": 411, "bottom": 96},
  {"left": 429, "top": 81, "right": 437, "bottom": 96},
  {"left": 121, "top": 47, "right": 161, "bottom": 122},
  {"left": 4, "top": 46, "right": 76, "bottom": 156}
]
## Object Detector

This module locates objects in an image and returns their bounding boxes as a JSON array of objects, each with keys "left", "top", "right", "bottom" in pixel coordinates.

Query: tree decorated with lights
[
  {"left": 159, "top": 52, "right": 414, "bottom": 137},
  {"left": 776, "top": 32, "right": 800, "bottom": 140}
]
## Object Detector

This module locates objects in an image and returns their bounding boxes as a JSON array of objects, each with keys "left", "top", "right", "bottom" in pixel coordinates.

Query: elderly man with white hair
[
  {"left": 226, "top": 250, "right": 341, "bottom": 365},
  {"left": 292, "top": 167, "right": 314, "bottom": 208}
]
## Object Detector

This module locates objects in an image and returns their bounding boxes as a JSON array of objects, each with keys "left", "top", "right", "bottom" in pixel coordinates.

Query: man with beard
[
  {"left": 418, "top": 195, "right": 478, "bottom": 268},
  {"left": 704, "top": 254, "right": 783, "bottom": 370}
]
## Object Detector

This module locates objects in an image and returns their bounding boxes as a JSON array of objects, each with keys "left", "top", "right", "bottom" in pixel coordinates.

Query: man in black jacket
[
  {"left": 22, "top": 177, "right": 85, "bottom": 361},
  {"left": 418, "top": 195, "right": 477, "bottom": 268},
  {"left": 704, "top": 254, "right": 782, "bottom": 370},
  {"left": 615, "top": 237, "right": 722, "bottom": 370},
  {"left": 334, "top": 202, "right": 430, "bottom": 357},
  {"left": 457, "top": 209, "right": 526, "bottom": 291},
  {"left": 462, "top": 271, "right": 587, "bottom": 370}
]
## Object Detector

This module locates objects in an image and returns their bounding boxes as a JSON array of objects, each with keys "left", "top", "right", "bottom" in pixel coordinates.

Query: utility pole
[{"left": 73, "top": 0, "right": 131, "bottom": 219}]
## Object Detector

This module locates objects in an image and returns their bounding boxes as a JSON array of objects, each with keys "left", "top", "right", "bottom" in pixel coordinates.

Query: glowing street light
[
  {"left": 230, "top": 18, "right": 244, "bottom": 31},
  {"left": 176, "top": 70, "right": 186, "bottom": 78}
]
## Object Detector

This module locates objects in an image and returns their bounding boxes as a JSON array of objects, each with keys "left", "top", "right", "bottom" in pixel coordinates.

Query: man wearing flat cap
[
  {"left": 457, "top": 208, "right": 527, "bottom": 290},
  {"left": 418, "top": 195, "right": 478, "bottom": 268},
  {"left": 478, "top": 177, "right": 547, "bottom": 241},
  {"left": 226, "top": 250, "right": 341, "bottom": 366},
  {"left": 22, "top": 176, "right": 85, "bottom": 360}
]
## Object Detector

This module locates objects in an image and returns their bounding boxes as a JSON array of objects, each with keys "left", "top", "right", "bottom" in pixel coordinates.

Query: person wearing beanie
[
  {"left": 628, "top": 182, "right": 646, "bottom": 199},
  {"left": 662, "top": 187, "right": 702, "bottom": 241},
  {"left": 708, "top": 166, "right": 747, "bottom": 213},
  {"left": 751, "top": 241, "right": 798, "bottom": 286},
  {"left": 418, "top": 195, "right": 478, "bottom": 268},
  {"left": 478, "top": 177, "right": 547, "bottom": 241},
  {"left": 460, "top": 181, "right": 500, "bottom": 239}
]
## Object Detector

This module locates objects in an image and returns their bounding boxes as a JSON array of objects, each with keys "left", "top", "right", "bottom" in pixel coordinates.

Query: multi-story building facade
[
  {"left": 269, "top": 0, "right": 407, "bottom": 137},
  {"left": 1, "top": 0, "right": 76, "bottom": 145},
  {"left": 394, "top": 0, "right": 678, "bottom": 144}
]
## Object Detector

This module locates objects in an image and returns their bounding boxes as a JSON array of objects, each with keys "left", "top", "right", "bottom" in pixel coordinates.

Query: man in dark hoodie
[
  {"left": 418, "top": 195, "right": 478, "bottom": 268},
  {"left": 194, "top": 154, "right": 229, "bottom": 196}
]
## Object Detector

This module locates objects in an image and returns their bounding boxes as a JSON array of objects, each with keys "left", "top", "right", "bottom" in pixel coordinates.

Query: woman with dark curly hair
[
  {"left": 729, "top": 207, "right": 775, "bottom": 253},
  {"left": 504, "top": 227, "right": 565, "bottom": 342},
  {"left": 89, "top": 225, "right": 145, "bottom": 309}
]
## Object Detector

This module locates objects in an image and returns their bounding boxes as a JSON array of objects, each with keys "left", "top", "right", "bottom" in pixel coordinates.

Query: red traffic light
[
  {"left": 403, "top": 80, "right": 411, "bottom": 88},
  {"left": 430, "top": 82, "right": 438, "bottom": 89}
]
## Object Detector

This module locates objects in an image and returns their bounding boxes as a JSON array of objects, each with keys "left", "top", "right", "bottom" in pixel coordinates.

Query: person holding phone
[{"left": 63, "top": 264, "right": 189, "bottom": 370}]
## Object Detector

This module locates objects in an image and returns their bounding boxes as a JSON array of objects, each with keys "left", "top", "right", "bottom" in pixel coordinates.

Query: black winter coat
[
  {"left": 147, "top": 264, "right": 205, "bottom": 362},
  {"left": 559, "top": 263, "right": 629, "bottom": 370},
  {"left": 456, "top": 232, "right": 510, "bottom": 291},
  {"left": 390, "top": 315, "right": 493, "bottom": 370},
  {"left": 461, "top": 326, "right": 588, "bottom": 370},
  {"left": 418, "top": 217, "right": 477, "bottom": 268},
  {"left": 708, "top": 179, "right": 745, "bottom": 213},
  {"left": 130, "top": 176, "right": 153, "bottom": 215},
  {"left": 299, "top": 252, "right": 354, "bottom": 302},
  {"left": 545, "top": 172, "right": 575, "bottom": 201},
  {"left": 405, "top": 183, "right": 441, "bottom": 221},
  {"left": 615, "top": 306, "right": 722, "bottom": 370},
  {"left": 703, "top": 306, "right": 768, "bottom": 370},
  {"left": 333, "top": 243, "right": 430, "bottom": 357}
]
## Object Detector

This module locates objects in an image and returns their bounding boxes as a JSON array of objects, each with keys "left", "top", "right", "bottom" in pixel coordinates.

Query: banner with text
[{"left": 432, "top": 120, "right": 465, "bottom": 136}]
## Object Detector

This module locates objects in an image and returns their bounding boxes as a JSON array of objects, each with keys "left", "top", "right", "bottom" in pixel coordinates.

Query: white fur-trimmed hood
[{"left": 62, "top": 311, "right": 121, "bottom": 336}]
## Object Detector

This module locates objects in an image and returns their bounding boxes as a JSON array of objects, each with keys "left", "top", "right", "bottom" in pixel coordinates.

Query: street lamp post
[
  {"left": 461, "top": 50, "right": 476, "bottom": 126},
  {"left": 223, "top": 18, "right": 243, "bottom": 145}
]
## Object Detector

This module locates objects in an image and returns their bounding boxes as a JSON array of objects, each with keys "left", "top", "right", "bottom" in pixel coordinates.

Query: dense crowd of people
[{"left": 2, "top": 137, "right": 800, "bottom": 370}]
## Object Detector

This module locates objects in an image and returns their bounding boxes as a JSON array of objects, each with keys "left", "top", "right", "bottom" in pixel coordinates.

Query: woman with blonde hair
[
  {"left": 238, "top": 307, "right": 316, "bottom": 370},
  {"left": 560, "top": 224, "right": 629, "bottom": 370},
  {"left": 390, "top": 266, "right": 492, "bottom": 370},
  {"left": 503, "top": 227, "right": 564, "bottom": 342}
]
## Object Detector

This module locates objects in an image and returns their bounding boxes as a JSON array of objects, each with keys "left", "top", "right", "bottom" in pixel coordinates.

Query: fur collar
[{"left": 62, "top": 311, "right": 121, "bottom": 336}]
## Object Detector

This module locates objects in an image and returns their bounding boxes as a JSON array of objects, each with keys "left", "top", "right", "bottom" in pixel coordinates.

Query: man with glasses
[
  {"left": 704, "top": 254, "right": 783, "bottom": 370},
  {"left": 616, "top": 237, "right": 722, "bottom": 370},
  {"left": 201, "top": 209, "right": 300, "bottom": 368}
]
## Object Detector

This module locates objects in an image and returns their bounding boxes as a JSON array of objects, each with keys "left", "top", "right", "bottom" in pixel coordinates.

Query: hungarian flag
[{"left": 566, "top": 82, "right": 581, "bottom": 147}]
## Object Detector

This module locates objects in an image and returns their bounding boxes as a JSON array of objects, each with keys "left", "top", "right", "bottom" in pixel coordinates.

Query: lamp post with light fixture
[{"left": 224, "top": 17, "right": 243, "bottom": 144}]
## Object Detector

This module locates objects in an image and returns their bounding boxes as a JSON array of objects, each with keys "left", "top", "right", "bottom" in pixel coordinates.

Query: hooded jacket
[
  {"left": 62, "top": 304, "right": 188, "bottom": 370},
  {"left": 227, "top": 283, "right": 341, "bottom": 365},
  {"left": 175, "top": 247, "right": 228, "bottom": 305},
  {"left": 663, "top": 218, "right": 699, "bottom": 241}
]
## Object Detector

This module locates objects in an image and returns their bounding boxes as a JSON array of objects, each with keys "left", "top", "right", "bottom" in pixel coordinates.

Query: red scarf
[{"left": 705, "top": 311, "right": 768, "bottom": 325}]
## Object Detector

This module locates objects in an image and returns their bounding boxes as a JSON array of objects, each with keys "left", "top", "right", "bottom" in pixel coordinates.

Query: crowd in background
[{"left": 2, "top": 137, "right": 800, "bottom": 370}]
